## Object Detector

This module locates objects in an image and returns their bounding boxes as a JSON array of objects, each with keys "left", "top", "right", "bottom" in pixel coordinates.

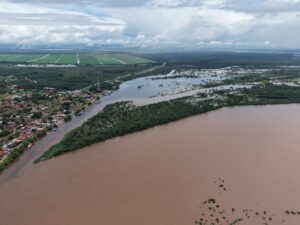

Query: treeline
[
  {"left": 244, "top": 84, "right": 300, "bottom": 104},
  {"left": 34, "top": 99, "right": 224, "bottom": 162},
  {"left": 0, "top": 64, "right": 151, "bottom": 91},
  {"left": 139, "top": 52, "right": 300, "bottom": 68}
]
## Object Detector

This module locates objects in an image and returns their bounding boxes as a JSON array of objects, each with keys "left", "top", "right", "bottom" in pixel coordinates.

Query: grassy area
[
  {"left": 0, "top": 54, "right": 46, "bottom": 63},
  {"left": 110, "top": 54, "right": 155, "bottom": 64},
  {"left": 94, "top": 54, "right": 123, "bottom": 65},
  {"left": 0, "top": 54, "right": 23, "bottom": 61},
  {"left": 35, "top": 84, "right": 300, "bottom": 163},
  {"left": 0, "top": 53, "right": 155, "bottom": 65},
  {"left": 58, "top": 54, "right": 77, "bottom": 64},
  {"left": 79, "top": 54, "right": 100, "bottom": 65},
  {"left": 35, "top": 54, "right": 62, "bottom": 64}
]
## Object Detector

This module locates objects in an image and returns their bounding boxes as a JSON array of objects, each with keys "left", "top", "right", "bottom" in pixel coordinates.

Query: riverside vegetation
[
  {"left": 3, "top": 51, "right": 300, "bottom": 166},
  {"left": 0, "top": 127, "right": 51, "bottom": 171},
  {"left": 35, "top": 83, "right": 300, "bottom": 162},
  {"left": 0, "top": 61, "right": 163, "bottom": 172}
]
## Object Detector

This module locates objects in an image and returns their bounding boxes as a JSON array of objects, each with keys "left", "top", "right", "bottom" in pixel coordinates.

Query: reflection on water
[{"left": 108, "top": 69, "right": 229, "bottom": 99}]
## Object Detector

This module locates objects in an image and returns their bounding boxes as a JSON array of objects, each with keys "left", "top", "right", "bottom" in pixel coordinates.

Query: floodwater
[
  {"left": 0, "top": 71, "right": 239, "bottom": 182},
  {"left": 1, "top": 104, "right": 300, "bottom": 225},
  {"left": 0, "top": 72, "right": 216, "bottom": 181},
  {"left": 109, "top": 69, "right": 228, "bottom": 99}
]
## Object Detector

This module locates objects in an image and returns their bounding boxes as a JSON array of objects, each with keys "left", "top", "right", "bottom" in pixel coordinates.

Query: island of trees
[{"left": 35, "top": 84, "right": 300, "bottom": 162}]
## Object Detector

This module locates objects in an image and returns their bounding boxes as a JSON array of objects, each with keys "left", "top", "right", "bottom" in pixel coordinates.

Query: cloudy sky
[{"left": 0, "top": 0, "right": 300, "bottom": 49}]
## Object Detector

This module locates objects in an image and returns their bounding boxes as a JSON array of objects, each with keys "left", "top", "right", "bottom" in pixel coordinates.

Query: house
[
  {"left": 0, "top": 148, "right": 5, "bottom": 160},
  {"left": 7, "top": 140, "right": 19, "bottom": 148}
]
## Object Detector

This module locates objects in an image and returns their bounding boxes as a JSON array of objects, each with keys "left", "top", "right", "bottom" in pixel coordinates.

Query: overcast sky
[{"left": 1, "top": 0, "right": 300, "bottom": 49}]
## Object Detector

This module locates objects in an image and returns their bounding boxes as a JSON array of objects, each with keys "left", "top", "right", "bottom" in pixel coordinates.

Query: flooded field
[
  {"left": 110, "top": 67, "right": 252, "bottom": 99},
  {"left": 1, "top": 104, "right": 300, "bottom": 225}
]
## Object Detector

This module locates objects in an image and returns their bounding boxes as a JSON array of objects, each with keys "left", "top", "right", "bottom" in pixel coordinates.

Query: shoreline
[
  {"left": 0, "top": 63, "right": 166, "bottom": 174},
  {"left": 0, "top": 98, "right": 107, "bottom": 182},
  {"left": 54, "top": 102, "right": 300, "bottom": 158},
  {"left": 2, "top": 79, "right": 300, "bottom": 177},
  {"left": 35, "top": 85, "right": 300, "bottom": 162},
  {"left": 2, "top": 103, "right": 300, "bottom": 225},
  {"left": 1, "top": 96, "right": 296, "bottom": 183}
]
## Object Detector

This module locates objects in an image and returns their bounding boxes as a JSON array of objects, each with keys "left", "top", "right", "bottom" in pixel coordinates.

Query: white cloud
[
  {"left": 0, "top": 25, "right": 125, "bottom": 46},
  {"left": 0, "top": 0, "right": 300, "bottom": 49}
]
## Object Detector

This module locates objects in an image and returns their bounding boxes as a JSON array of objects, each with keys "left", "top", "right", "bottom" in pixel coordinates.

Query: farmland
[{"left": 0, "top": 53, "right": 155, "bottom": 65}]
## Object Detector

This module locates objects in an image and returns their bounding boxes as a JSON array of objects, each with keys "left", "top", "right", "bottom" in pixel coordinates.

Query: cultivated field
[{"left": 0, "top": 53, "right": 155, "bottom": 65}]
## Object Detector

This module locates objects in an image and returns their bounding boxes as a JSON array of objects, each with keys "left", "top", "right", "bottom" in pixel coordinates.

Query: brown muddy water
[{"left": 1, "top": 104, "right": 300, "bottom": 225}]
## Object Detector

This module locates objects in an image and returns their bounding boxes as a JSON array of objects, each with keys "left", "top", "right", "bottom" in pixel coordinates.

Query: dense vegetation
[
  {"left": 244, "top": 84, "right": 300, "bottom": 103},
  {"left": 35, "top": 99, "right": 218, "bottom": 162},
  {"left": 141, "top": 52, "right": 300, "bottom": 68},
  {"left": 35, "top": 84, "right": 300, "bottom": 162},
  {"left": 0, "top": 64, "right": 153, "bottom": 90},
  {"left": 0, "top": 127, "right": 51, "bottom": 171}
]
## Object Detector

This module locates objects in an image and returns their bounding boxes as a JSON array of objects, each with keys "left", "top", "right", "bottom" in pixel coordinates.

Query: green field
[{"left": 0, "top": 53, "right": 155, "bottom": 65}]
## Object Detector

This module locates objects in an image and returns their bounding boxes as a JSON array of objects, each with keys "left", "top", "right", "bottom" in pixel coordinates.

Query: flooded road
[{"left": 1, "top": 104, "right": 300, "bottom": 225}]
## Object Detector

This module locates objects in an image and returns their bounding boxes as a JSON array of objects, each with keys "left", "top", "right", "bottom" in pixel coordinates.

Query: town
[{"left": 0, "top": 81, "right": 102, "bottom": 164}]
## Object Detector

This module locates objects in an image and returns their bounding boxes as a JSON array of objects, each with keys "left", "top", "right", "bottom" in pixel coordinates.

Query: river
[
  {"left": 1, "top": 104, "right": 300, "bottom": 225},
  {"left": 0, "top": 71, "right": 238, "bottom": 182}
]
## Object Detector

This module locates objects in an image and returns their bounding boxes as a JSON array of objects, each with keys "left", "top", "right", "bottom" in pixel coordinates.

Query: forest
[{"left": 0, "top": 64, "right": 153, "bottom": 91}]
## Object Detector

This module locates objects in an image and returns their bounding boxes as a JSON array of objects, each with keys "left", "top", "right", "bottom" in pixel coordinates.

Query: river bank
[
  {"left": 0, "top": 63, "right": 166, "bottom": 173},
  {"left": 3, "top": 65, "right": 300, "bottom": 171},
  {"left": 35, "top": 83, "right": 300, "bottom": 162},
  {"left": 1, "top": 104, "right": 300, "bottom": 225}
]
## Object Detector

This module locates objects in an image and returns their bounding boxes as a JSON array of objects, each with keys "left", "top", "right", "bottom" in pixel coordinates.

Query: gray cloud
[
  {"left": 6, "top": 0, "right": 300, "bottom": 11},
  {"left": 6, "top": 0, "right": 151, "bottom": 7},
  {"left": 0, "top": 12, "right": 123, "bottom": 26},
  {"left": 0, "top": 0, "right": 300, "bottom": 49},
  {"left": 224, "top": 0, "right": 300, "bottom": 13}
]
